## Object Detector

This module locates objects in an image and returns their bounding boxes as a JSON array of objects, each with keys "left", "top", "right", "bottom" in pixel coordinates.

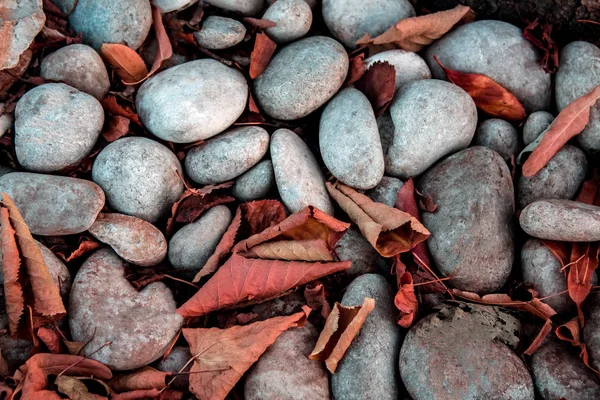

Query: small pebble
[
  {"left": 232, "top": 159, "right": 275, "bottom": 201},
  {"left": 473, "top": 118, "right": 518, "bottom": 161},
  {"left": 193, "top": 16, "right": 246, "bottom": 50},
  {"left": 205, "top": 0, "right": 265, "bottom": 15},
  {"left": 335, "top": 227, "right": 382, "bottom": 277},
  {"left": 263, "top": 0, "right": 313, "bottom": 43},
  {"left": 523, "top": 111, "right": 554, "bottom": 146},
  {"left": 156, "top": 346, "right": 192, "bottom": 390},
  {"left": 365, "top": 50, "right": 432, "bottom": 91},
  {"left": 366, "top": 176, "right": 403, "bottom": 208},
  {"left": 153, "top": 0, "right": 198, "bottom": 13}
]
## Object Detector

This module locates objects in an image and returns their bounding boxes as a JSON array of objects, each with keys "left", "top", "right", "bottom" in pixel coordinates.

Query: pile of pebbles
[{"left": 1, "top": 0, "right": 600, "bottom": 399}]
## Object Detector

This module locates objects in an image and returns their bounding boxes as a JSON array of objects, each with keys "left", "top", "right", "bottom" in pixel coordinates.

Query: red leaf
[
  {"left": 345, "top": 53, "right": 366, "bottom": 85},
  {"left": 249, "top": 32, "right": 277, "bottom": 79},
  {"left": 109, "top": 367, "right": 169, "bottom": 392},
  {"left": 304, "top": 282, "right": 331, "bottom": 319},
  {"left": 556, "top": 318, "right": 600, "bottom": 375},
  {"left": 243, "top": 17, "right": 276, "bottom": 29},
  {"left": 53, "top": 235, "right": 103, "bottom": 263},
  {"left": 394, "top": 267, "right": 418, "bottom": 328},
  {"left": 576, "top": 169, "right": 600, "bottom": 205},
  {"left": 239, "top": 199, "right": 287, "bottom": 237},
  {"left": 523, "top": 19, "right": 559, "bottom": 73},
  {"left": 541, "top": 240, "right": 570, "bottom": 268},
  {"left": 524, "top": 319, "right": 553, "bottom": 355},
  {"left": 36, "top": 327, "right": 63, "bottom": 354},
  {"left": 354, "top": 61, "right": 396, "bottom": 116},
  {"left": 567, "top": 242, "right": 599, "bottom": 325},
  {"left": 102, "top": 115, "right": 130, "bottom": 142},
  {"left": 100, "top": 96, "right": 142, "bottom": 126}
]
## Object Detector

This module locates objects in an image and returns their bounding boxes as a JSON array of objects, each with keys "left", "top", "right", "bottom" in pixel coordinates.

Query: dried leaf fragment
[
  {"left": 55, "top": 375, "right": 97, "bottom": 400},
  {"left": 249, "top": 32, "right": 277, "bottom": 79},
  {"left": 109, "top": 367, "right": 169, "bottom": 392},
  {"left": 354, "top": 61, "right": 396, "bottom": 116},
  {"left": 394, "top": 259, "right": 418, "bottom": 328},
  {"left": 100, "top": 44, "right": 149, "bottom": 84},
  {"left": 556, "top": 318, "right": 599, "bottom": 374},
  {"left": 523, "top": 19, "right": 559, "bottom": 74}
]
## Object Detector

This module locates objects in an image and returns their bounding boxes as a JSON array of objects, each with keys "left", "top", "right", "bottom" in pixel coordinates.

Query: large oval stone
[
  {"left": 232, "top": 159, "right": 275, "bottom": 202},
  {"left": 473, "top": 118, "right": 518, "bottom": 161},
  {"left": 193, "top": 16, "right": 246, "bottom": 50},
  {"left": 263, "top": 0, "right": 312, "bottom": 43}
]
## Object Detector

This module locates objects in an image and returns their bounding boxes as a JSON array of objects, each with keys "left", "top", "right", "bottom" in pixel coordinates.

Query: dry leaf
[
  {"left": 238, "top": 199, "right": 287, "bottom": 237},
  {"left": 434, "top": 56, "right": 527, "bottom": 121},
  {"left": 55, "top": 375, "right": 97, "bottom": 400},
  {"left": 109, "top": 367, "right": 169, "bottom": 392},
  {"left": 102, "top": 115, "right": 130, "bottom": 142},
  {"left": 309, "top": 298, "right": 375, "bottom": 373},
  {"left": 0, "top": 207, "right": 24, "bottom": 337},
  {"left": 354, "top": 61, "right": 395, "bottom": 116},
  {"left": 0, "top": 382, "right": 13, "bottom": 399},
  {"left": 523, "top": 19, "right": 559, "bottom": 74},
  {"left": 345, "top": 53, "right": 366, "bottom": 85},
  {"left": 0, "top": 351, "right": 8, "bottom": 377},
  {"left": 394, "top": 259, "right": 418, "bottom": 328},
  {"left": 37, "top": 327, "right": 63, "bottom": 354},
  {"left": 326, "top": 181, "right": 429, "bottom": 257},
  {"left": 53, "top": 236, "right": 103, "bottom": 263},
  {"left": 100, "top": 44, "right": 149, "bottom": 84},
  {"left": 183, "top": 306, "right": 310, "bottom": 400},
  {"left": 356, "top": 5, "right": 473, "bottom": 51},
  {"left": 100, "top": 96, "right": 142, "bottom": 126},
  {"left": 556, "top": 318, "right": 600, "bottom": 374},
  {"left": 568, "top": 242, "right": 599, "bottom": 325},
  {"left": 243, "top": 17, "right": 276, "bottom": 29},
  {"left": 523, "top": 85, "right": 600, "bottom": 176},
  {"left": 304, "top": 282, "right": 331, "bottom": 319},
  {"left": 112, "top": 388, "right": 182, "bottom": 400},
  {"left": 249, "top": 32, "right": 277, "bottom": 79}
]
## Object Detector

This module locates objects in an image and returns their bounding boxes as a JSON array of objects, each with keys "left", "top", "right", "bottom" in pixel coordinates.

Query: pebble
[
  {"left": 322, "top": 0, "right": 415, "bottom": 48},
  {"left": 426, "top": 20, "right": 551, "bottom": 113},
  {"left": 335, "top": 227, "right": 382, "bottom": 277},
  {"left": 193, "top": 16, "right": 246, "bottom": 50},
  {"left": 156, "top": 346, "right": 192, "bottom": 391},
  {"left": 40, "top": 44, "right": 111, "bottom": 100},
  {"left": 232, "top": 159, "right": 275, "bottom": 201},
  {"left": 520, "top": 199, "right": 600, "bottom": 242},
  {"left": 15, "top": 83, "right": 104, "bottom": 173},
  {"left": 331, "top": 274, "right": 402, "bottom": 400},
  {"left": 205, "top": 0, "right": 265, "bottom": 15},
  {"left": 153, "top": 0, "right": 198, "bottom": 13},
  {"left": 1, "top": 0, "right": 45, "bottom": 70},
  {"left": 88, "top": 213, "right": 168, "bottom": 267},
  {"left": 365, "top": 50, "right": 432, "bottom": 91},
  {"left": 523, "top": 111, "right": 554, "bottom": 146},
  {"left": 418, "top": 147, "right": 514, "bottom": 293},
  {"left": 555, "top": 41, "right": 600, "bottom": 152},
  {"left": 185, "top": 126, "right": 269, "bottom": 185},
  {"left": 585, "top": 294, "right": 600, "bottom": 371},
  {"left": 400, "top": 303, "right": 534, "bottom": 400},
  {"left": 319, "top": 88, "right": 384, "bottom": 190},
  {"left": 386, "top": 79, "right": 477, "bottom": 179},
  {"left": 366, "top": 176, "right": 403, "bottom": 208},
  {"left": 263, "top": 0, "right": 313, "bottom": 43},
  {"left": 92, "top": 137, "right": 184, "bottom": 224},
  {"left": 270, "top": 129, "right": 334, "bottom": 215},
  {"left": 254, "top": 36, "right": 348, "bottom": 120},
  {"left": 473, "top": 119, "right": 518, "bottom": 161},
  {"left": 69, "top": 0, "right": 152, "bottom": 50},
  {"left": 168, "top": 205, "right": 232, "bottom": 273},
  {"left": 136, "top": 59, "right": 248, "bottom": 143},
  {"left": 517, "top": 145, "right": 587, "bottom": 209},
  {"left": 245, "top": 323, "right": 330, "bottom": 400},
  {"left": 0, "top": 172, "right": 105, "bottom": 236},
  {"left": 69, "top": 248, "right": 183, "bottom": 370}
]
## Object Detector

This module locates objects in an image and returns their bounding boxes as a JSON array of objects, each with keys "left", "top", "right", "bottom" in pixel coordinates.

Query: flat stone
[
  {"left": 523, "top": 111, "right": 554, "bottom": 146},
  {"left": 156, "top": 346, "right": 191, "bottom": 390},
  {"left": 0, "top": 172, "right": 105, "bottom": 236},
  {"left": 319, "top": 88, "right": 384, "bottom": 190},
  {"left": 365, "top": 49, "right": 431, "bottom": 91},
  {"left": 263, "top": 0, "right": 312, "bottom": 43},
  {"left": 193, "top": 16, "right": 246, "bottom": 50},
  {"left": 232, "top": 159, "right": 275, "bottom": 201},
  {"left": 92, "top": 137, "right": 184, "bottom": 223},
  {"left": 88, "top": 213, "right": 167, "bottom": 267},
  {"left": 0, "top": 0, "right": 45, "bottom": 70},
  {"left": 254, "top": 36, "right": 348, "bottom": 120},
  {"left": 153, "top": 0, "right": 198, "bottom": 13},
  {"left": 270, "top": 129, "right": 333, "bottom": 215},
  {"left": 205, "top": 0, "right": 265, "bottom": 16},
  {"left": 520, "top": 199, "right": 600, "bottom": 242},
  {"left": 473, "top": 118, "right": 518, "bottom": 161},
  {"left": 69, "top": 248, "right": 183, "bottom": 370},
  {"left": 185, "top": 126, "right": 269, "bottom": 185},
  {"left": 137, "top": 59, "right": 248, "bottom": 143},
  {"left": 335, "top": 227, "right": 382, "bottom": 277},
  {"left": 366, "top": 176, "right": 403, "bottom": 208}
]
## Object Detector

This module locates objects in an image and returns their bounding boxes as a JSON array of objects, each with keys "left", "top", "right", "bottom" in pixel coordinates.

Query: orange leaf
[
  {"left": 394, "top": 269, "right": 418, "bottom": 328},
  {"left": 249, "top": 32, "right": 277, "bottom": 79},
  {"left": 102, "top": 115, "right": 130, "bottom": 142},
  {"left": 354, "top": 61, "right": 395, "bottom": 116},
  {"left": 100, "top": 96, "right": 142, "bottom": 126},
  {"left": 522, "top": 85, "right": 600, "bottom": 176},
  {"left": 556, "top": 318, "right": 600, "bottom": 375},
  {"left": 523, "top": 319, "right": 553, "bottom": 356},
  {"left": 183, "top": 306, "right": 310, "bottom": 400},
  {"left": 36, "top": 327, "right": 63, "bottom": 354},
  {"left": 326, "top": 181, "right": 429, "bottom": 257},
  {"left": 434, "top": 56, "right": 526, "bottom": 121},
  {"left": 309, "top": 298, "right": 376, "bottom": 373},
  {"left": 356, "top": 5, "right": 474, "bottom": 51},
  {"left": 576, "top": 169, "right": 600, "bottom": 205},
  {"left": 304, "top": 282, "right": 331, "bottom": 319},
  {"left": 567, "top": 242, "right": 599, "bottom": 325},
  {"left": 109, "top": 366, "right": 169, "bottom": 392},
  {"left": 100, "top": 43, "right": 148, "bottom": 84},
  {"left": 0, "top": 207, "right": 25, "bottom": 337}
]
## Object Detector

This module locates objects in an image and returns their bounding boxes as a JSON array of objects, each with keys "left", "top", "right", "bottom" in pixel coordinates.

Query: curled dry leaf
[
  {"left": 523, "top": 85, "right": 600, "bottom": 176},
  {"left": 393, "top": 259, "right": 418, "bottom": 328},
  {"left": 100, "top": 96, "right": 142, "bottom": 126},
  {"left": 249, "top": 32, "right": 277, "bottom": 79},
  {"left": 354, "top": 61, "right": 395, "bottom": 116},
  {"left": 183, "top": 306, "right": 310, "bottom": 400},
  {"left": 55, "top": 375, "right": 97, "bottom": 400},
  {"left": 53, "top": 235, "right": 104, "bottom": 263},
  {"left": 326, "top": 181, "right": 429, "bottom": 258},
  {"left": 434, "top": 56, "right": 527, "bottom": 121},
  {"left": 0, "top": 382, "right": 13, "bottom": 399},
  {"left": 37, "top": 326, "right": 63, "bottom": 354},
  {"left": 100, "top": 44, "right": 149, "bottom": 84},
  {"left": 102, "top": 115, "right": 130, "bottom": 143},
  {"left": 356, "top": 5, "right": 473, "bottom": 52},
  {"left": 0, "top": 0, "right": 46, "bottom": 70},
  {"left": 568, "top": 242, "right": 599, "bottom": 325},
  {"left": 109, "top": 367, "right": 169, "bottom": 392},
  {"left": 309, "top": 297, "right": 376, "bottom": 373},
  {"left": 345, "top": 53, "right": 366, "bottom": 85},
  {"left": 556, "top": 318, "right": 600, "bottom": 374},
  {"left": 523, "top": 19, "right": 559, "bottom": 74},
  {"left": 112, "top": 388, "right": 183, "bottom": 400},
  {"left": 243, "top": 17, "right": 277, "bottom": 30},
  {"left": 304, "top": 282, "right": 331, "bottom": 319}
]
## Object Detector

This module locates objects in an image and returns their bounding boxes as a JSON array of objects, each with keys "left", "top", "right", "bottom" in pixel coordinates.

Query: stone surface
[
  {"left": 254, "top": 36, "right": 348, "bottom": 120},
  {"left": 15, "top": 83, "right": 104, "bottom": 172},
  {"left": 232, "top": 159, "right": 275, "bottom": 201},
  {"left": 92, "top": 137, "right": 184, "bottom": 224},
  {"left": 335, "top": 227, "right": 381, "bottom": 277},
  {"left": 263, "top": 0, "right": 312, "bottom": 43},
  {"left": 40, "top": 44, "right": 111, "bottom": 100},
  {"left": 331, "top": 274, "right": 402, "bottom": 400},
  {"left": 366, "top": 176, "right": 403, "bottom": 208},
  {"left": 168, "top": 205, "right": 232, "bottom": 273},
  {"left": 270, "top": 129, "right": 333, "bottom": 215},
  {"left": 365, "top": 49, "right": 432, "bottom": 91},
  {"left": 418, "top": 146, "right": 514, "bottom": 293},
  {"left": 322, "top": 0, "right": 415, "bottom": 48},
  {"left": 517, "top": 145, "right": 587, "bottom": 209},
  {"left": 185, "top": 126, "right": 269, "bottom": 185},
  {"left": 156, "top": 346, "right": 192, "bottom": 391},
  {"left": 70, "top": 248, "right": 183, "bottom": 370},
  {"left": 520, "top": 200, "right": 600, "bottom": 242},
  {"left": 377, "top": 111, "right": 394, "bottom": 156},
  {"left": 387, "top": 79, "right": 477, "bottom": 179},
  {"left": 1, "top": 0, "right": 45, "bottom": 70},
  {"left": 473, "top": 118, "right": 518, "bottom": 161},
  {"left": 137, "top": 59, "right": 248, "bottom": 143},
  {"left": 426, "top": 20, "right": 551, "bottom": 113},
  {"left": 88, "top": 213, "right": 167, "bottom": 267},
  {"left": 194, "top": 16, "right": 246, "bottom": 50},
  {"left": 245, "top": 322, "right": 330, "bottom": 400},
  {"left": 0, "top": 165, "right": 13, "bottom": 177},
  {"left": 205, "top": 0, "right": 265, "bottom": 15},
  {"left": 0, "top": 172, "right": 105, "bottom": 236},
  {"left": 52, "top": 0, "right": 77, "bottom": 13},
  {"left": 319, "top": 88, "right": 384, "bottom": 190},
  {"left": 153, "top": 0, "right": 198, "bottom": 13},
  {"left": 585, "top": 295, "right": 600, "bottom": 371},
  {"left": 523, "top": 111, "right": 553, "bottom": 146}
]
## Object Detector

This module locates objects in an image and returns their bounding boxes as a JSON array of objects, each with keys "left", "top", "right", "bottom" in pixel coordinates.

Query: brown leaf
[
  {"left": 556, "top": 318, "right": 600, "bottom": 374},
  {"left": 100, "top": 44, "right": 149, "bottom": 84},
  {"left": 100, "top": 96, "right": 142, "bottom": 126},
  {"left": 243, "top": 17, "right": 277, "bottom": 29},
  {"left": 356, "top": 5, "right": 473, "bottom": 51},
  {"left": 345, "top": 53, "right": 366, "bottom": 85},
  {"left": 434, "top": 56, "right": 527, "bottom": 121},
  {"left": 326, "top": 181, "right": 429, "bottom": 258},
  {"left": 109, "top": 367, "right": 169, "bottom": 392},
  {"left": 0, "top": 207, "right": 25, "bottom": 337},
  {"left": 523, "top": 85, "right": 600, "bottom": 176},
  {"left": 112, "top": 388, "right": 183, "bottom": 400},
  {"left": 524, "top": 319, "right": 553, "bottom": 355},
  {"left": 304, "top": 282, "right": 331, "bottom": 319},
  {"left": 239, "top": 199, "right": 287, "bottom": 237},
  {"left": 0, "top": 382, "right": 13, "bottom": 399},
  {"left": 37, "top": 327, "right": 63, "bottom": 354},
  {"left": 183, "top": 307, "right": 310, "bottom": 400},
  {"left": 394, "top": 261, "right": 418, "bottom": 328},
  {"left": 523, "top": 19, "right": 559, "bottom": 74},
  {"left": 54, "top": 236, "right": 104, "bottom": 263},
  {"left": 309, "top": 298, "right": 376, "bottom": 373},
  {"left": 55, "top": 375, "right": 97, "bottom": 400},
  {"left": 354, "top": 61, "right": 395, "bottom": 116},
  {"left": 0, "top": 49, "right": 32, "bottom": 97},
  {"left": 102, "top": 115, "right": 130, "bottom": 142},
  {"left": 249, "top": 32, "right": 277, "bottom": 79},
  {"left": 0, "top": 351, "right": 8, "bottom": 377},
  {"left": 568, "top": 242, "right": 599, "bottom": 325}
]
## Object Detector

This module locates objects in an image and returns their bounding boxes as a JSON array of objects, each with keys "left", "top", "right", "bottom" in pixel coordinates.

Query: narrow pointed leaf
[{"left": 249, "top": 32, "right": 277, "bottom": 79}]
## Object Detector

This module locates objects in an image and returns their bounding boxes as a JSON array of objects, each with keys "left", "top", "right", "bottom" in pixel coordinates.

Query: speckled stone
[
  {"left": 523, "top": 111, "right": 554, "bottom": 146},
  {"left": 245, "top": 322, "right": 330, "bottom": 400},
  {"left": 322, "top": 0, "right": 415, "bottom": 48},
  {"left": 69, "top": 248, "right": 183, "bottom": 370},
  {"left": 205, "top": 0, "right": 265, "bottom": 15},
  {"left": 270, "top": 129, "right": 333, "bottom": 215},
  {"left": 15, "top": 83, "right": 104, "bottom": 172},
  {"left": 585, "top": 295, "right": 600, "bottom": 371},
  {"left": 40, "top": 44, "right": 110, "bottom": 100},
  {"left": 473, "top": 119, "right": 518, "bottom": 161},
  {"left": 0, "top": 172, "right": 105, "bottom": 236},
  {"left": 386, "top": 79, "right": 477, "bottom": 178},
  {"left": 426, "top": 20, "right": 551, "bottom": 113},
  {"left": 69, "top": 0, "right": 152, "bottom": 50},
  {"left": 377, "top": 111, "right": 394, "bottom": 156},
  {"left": 0, "top": 166, "right": 13, "bottom": 177},
  {"left": 92, "top": 137, "right": 184, "bottom": 224},
  {"left": 1, "top": 0, "right": 45, "bottom": 70},
  {"left": 366, "top": 176, "right": 403, "bottom": 208},
  {"left": 156, "top": 346, "right": 192, "bottom": 390},
  {"left": 418, "top": 147, "right": 514, "bottom": 293},
  {"left": 263, "top": 0, "right": 312, "bottom": 43},
  {"left": 185, "top": 126, "right": 269, "bottom": 185},
  {"left": 153, "top": 0, "right": 198, "bottom": 13},
  {"left": 319, "top": 88, "right": 384, "bottom": 190},
  {"left": 254, "top": 36, "right": 349, "bottom": 120},
  {"left": 52, "top": 0, "right": 77, "bottom": 13},
  {"left": 335, "top": 227, "right": 381, "bottom": 277},
  {"left": 232, "top": 159, "right": 275, "bottom": 201},
  {"left": 194, "top": 16, "right": 246, "bottom": 50},
  {"left": 365, "top": 50, "right": 431, "bottom": 91},
  {"left": 136, "top": 59, "right": 248, "bottom": 143}
]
